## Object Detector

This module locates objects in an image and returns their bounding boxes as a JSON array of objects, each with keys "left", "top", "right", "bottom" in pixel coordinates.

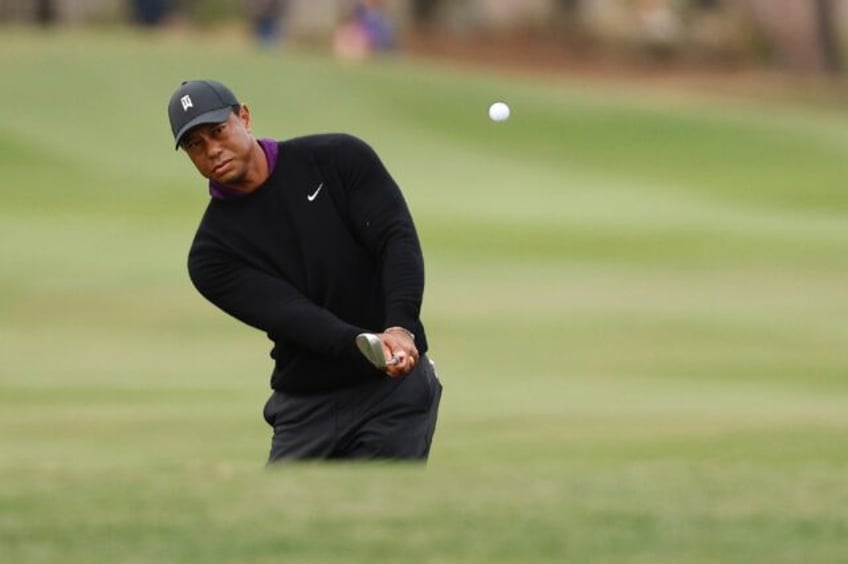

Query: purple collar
[{"left": 208, "top": 138, "right": 278, "bottom": 200}]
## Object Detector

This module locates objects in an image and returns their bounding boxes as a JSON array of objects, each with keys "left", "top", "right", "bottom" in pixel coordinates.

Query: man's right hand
[{"left": 378, "top": 327, "right": 419, "bottom": 378}]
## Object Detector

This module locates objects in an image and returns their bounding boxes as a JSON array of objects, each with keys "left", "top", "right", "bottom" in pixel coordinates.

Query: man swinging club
[{"left": 167, "top": 79, "right": 442, "bottom": 461}]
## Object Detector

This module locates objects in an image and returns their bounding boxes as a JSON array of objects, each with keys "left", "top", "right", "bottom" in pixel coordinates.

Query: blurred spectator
[
  {"left": 334, "top": 10, "right": 370, "bottom": 61},
  {"left": 333, "top": 0, "right": 396, "bottom": 61},
  {"left": 247, "top": 0, "right": 287, "bottom": 48},
  {"left": 356, "top": 0, "right": 395, "bottom": 51},
  {"left": 36, "top": 0, "right": 55, "bottom": 25},
  {"left": 411, "top": 0, "right": 442, "bottom": 29},
  {"left": 637, "top": 0, "right": 682, "bottom": 53},
  {"left": 130, "top": 0, "right": 169, "bottom": 27}
]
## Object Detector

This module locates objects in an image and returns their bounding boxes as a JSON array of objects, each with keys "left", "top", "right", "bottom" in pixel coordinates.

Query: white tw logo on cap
[{"left": 180, "top": 95, "right": 193, "bottom": 111}]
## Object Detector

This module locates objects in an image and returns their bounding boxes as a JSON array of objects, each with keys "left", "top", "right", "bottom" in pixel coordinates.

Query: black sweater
[{"left": 188, "top": 134, "right": 427, "bottom": 394}]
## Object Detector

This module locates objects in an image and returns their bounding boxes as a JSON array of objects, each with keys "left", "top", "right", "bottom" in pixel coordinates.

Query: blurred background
[
  {"left": 3, "top": 0, "right": 848, "bottom": 75},
  {"left": 2, "top": 2, "right": 847, "bottom": 563}
]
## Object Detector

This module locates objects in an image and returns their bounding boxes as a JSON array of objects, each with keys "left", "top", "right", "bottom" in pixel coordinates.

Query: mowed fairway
[{"left": 2, "top": 28, "right": 848, "bottom": 563}]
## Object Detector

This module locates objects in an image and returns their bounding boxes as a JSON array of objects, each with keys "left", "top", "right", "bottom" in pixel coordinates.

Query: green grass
[{"left": 2, "top": 28, "right": 847, "bottom": 563}]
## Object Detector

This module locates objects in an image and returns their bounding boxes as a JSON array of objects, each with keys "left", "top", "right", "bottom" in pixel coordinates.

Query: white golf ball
[{"left": 488, "top": 101, "right": 510, "bottom": 122}]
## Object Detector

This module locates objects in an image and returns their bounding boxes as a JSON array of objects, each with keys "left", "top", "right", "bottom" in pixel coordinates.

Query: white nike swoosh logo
[{"left": 307, "top": 183, "right": 323, "bottom": 202}]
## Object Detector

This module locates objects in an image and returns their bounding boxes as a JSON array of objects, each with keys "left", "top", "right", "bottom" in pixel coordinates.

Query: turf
[{"left": 1, "top": 28, "right": 847, "bottom": 563}]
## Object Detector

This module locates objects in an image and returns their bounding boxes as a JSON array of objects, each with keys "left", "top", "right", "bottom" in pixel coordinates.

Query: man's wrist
[{"left": 385, "top": 326, "right": 415, "bottom": 341}]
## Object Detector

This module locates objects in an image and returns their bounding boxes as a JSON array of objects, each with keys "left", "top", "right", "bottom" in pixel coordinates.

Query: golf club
[{"left": 355, "top": 333, "right": 400, "bottom": 369}]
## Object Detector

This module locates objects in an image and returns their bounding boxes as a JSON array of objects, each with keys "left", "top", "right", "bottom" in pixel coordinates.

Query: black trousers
[{"left": 263, "top": 355, "right": 442, "bottom": 462}]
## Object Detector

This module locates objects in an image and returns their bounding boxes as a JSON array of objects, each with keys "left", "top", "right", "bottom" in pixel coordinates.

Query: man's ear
[{"left": 238, "top": 104, "right": 252, "bottom": 131}]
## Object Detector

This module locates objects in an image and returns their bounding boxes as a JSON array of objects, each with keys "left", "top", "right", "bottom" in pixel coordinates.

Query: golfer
[{"left": 167, "top": 80, "right": 441, "bottom": 461}]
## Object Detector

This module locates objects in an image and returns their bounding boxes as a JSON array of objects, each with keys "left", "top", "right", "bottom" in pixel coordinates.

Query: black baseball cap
[{"left": 168, "top": 80, "right": 240, "bottom": 149}]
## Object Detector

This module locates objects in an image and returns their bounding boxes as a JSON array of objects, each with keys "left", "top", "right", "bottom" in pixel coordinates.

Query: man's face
[{"left": 180, "top": 106, "right": 256, "bottom": 187}]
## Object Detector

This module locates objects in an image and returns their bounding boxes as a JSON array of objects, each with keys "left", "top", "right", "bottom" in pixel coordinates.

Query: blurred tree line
[{"left": 0, "top": 0, "right": 844, "bottom": 74}]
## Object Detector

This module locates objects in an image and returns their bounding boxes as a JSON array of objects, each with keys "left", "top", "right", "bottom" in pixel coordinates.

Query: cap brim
[{"left": 173, "top": 107, "right": 234, "bottom": 149}]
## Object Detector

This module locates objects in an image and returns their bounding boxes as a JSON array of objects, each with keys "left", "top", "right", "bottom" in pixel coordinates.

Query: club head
[{"left": 356, "top": 333, "right": 388, "bottom": 369}]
